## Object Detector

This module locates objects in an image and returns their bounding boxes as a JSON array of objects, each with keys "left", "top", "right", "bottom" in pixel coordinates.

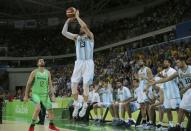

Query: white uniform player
[
  {"left": 178, "top": 65, "right": 191, "bottom": 112},
  {"left": 89, "top": 90, "right": 100, "bottom": 104},
  {"left": 71, "top": 35, "right": 94, "bottom": 84},
  {"left": 130, "top": 88, "right": 140, "bottom": 112},
  {"left": 62, "top": 11, "right": 95, "bottom": 118},
  {"left": 118, "top": 86, "right": 132, "bottom": 102},
  {"left": 138, "top": 66, "right": 152, "bottom": 103},
  {"left": 98, "top": 87, "right": 113, "bottom": 107},
  {"left": 161, "top": 67, "right": 181, "bottom": 109}
]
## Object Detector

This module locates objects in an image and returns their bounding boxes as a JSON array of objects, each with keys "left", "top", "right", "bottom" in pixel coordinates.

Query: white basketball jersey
[
  {"left": 75, "top": 35, "right": 94, "bottom": 60},
  {"left": 154, "top": 76, "right": 164, "bottom": 89},
  {"left": 162, "top": 67, "right": 180, "bottom": 99},
  {"left": 178, "top": 65, "right": 191, "bottom": 88},
  {"left": 138, "top": 66, "right": 149, "bottom": 90},
  {"left": 117, "top": 86, "right": 131, "bottom": 101},
  {"left": 101, "top": 88, "right": 113, "bottom": 104}
]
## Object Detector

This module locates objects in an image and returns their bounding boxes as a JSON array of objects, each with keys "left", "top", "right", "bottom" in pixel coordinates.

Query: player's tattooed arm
[
  {"left": 62, "top": 18, "right": 78, "bottom": 41},
  {"left": 147, "top": 68, "right": 153, "bottom": 80},
  {"left": 150, "top": 89, "right": 164, "bottom": 109},
  {"left": 75, "top": 10, "right": 94, "bottom": 40},
  {"left": 158, "top": 88, "right": 164, "bottom": 105},
  {"left": 154, "top": 72, "right": 178, "bottom": 84},
  {"left": 24, "top": 71, "right": 35, "bottom": 100}
]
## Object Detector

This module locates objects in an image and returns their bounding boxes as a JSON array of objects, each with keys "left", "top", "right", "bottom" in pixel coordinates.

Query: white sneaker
[
  {"left": 142, "top": 123, "right": 148, "bottom": 129},
  {"left": 72, "top": 102, "right": 80, "bottom": 118},
  {"left": 143, "top": 123, "right": 155, "bottom": 130},
  {"left": 155, "top": 123, "right": 163, "bottom": 131},
  {"left": 79, "top": 103, "right": 88, "bottom": 117},
  {"left": 168, "top": 122, "right": 174, "bottom": 129}
]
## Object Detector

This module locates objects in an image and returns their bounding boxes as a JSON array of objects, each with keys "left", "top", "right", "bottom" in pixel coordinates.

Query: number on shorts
[{"left": 185, "top": 78, "right": 191, "bottom": 84}]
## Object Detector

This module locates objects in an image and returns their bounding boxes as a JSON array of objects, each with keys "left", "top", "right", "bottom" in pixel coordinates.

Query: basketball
[{"left": 66, "top": 7, "right": 76, "bottom": 18}]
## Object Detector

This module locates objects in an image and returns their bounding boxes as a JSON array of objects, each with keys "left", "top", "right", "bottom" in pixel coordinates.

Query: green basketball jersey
[{"left": 32, "top": 69, "right": 49, "bottom": 95}]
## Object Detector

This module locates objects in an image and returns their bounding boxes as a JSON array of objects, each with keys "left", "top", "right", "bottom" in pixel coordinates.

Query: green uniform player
[
  {"left": 31, "top": 69, "right": 52, "bottom": 109},
  {"left": 24, "top": 58, "right": 59, "bottom": 131}
]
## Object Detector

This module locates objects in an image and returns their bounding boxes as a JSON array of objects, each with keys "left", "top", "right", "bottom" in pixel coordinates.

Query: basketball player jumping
[
  {"left": 24, "top": 58, "right": 60, "bottom": 131},
  {"left": 62, "top": 10, "right": 94, "bottom": 118}
]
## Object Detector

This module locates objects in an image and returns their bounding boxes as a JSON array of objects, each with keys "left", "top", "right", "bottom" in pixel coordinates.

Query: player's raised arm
[
  {"left": 61, "top": 18, "right": 78, "bottom": 41},
  {"left": 75, "top": 10, "right": 94, "bottom": 40},
  {"left": 24, "top": 71, "right": 35, "bottom": 101}
]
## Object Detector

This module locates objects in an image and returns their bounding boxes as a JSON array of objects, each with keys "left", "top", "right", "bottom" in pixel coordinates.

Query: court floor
[
  {"left": 0, "top": 119, "right": 169, "bottom": 131},
  {"left": 0, "top": 120, "right": 74, "bottom": 131}
]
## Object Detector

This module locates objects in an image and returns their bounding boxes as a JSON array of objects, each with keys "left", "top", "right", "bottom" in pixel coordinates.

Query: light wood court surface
[{"left": 0, "top": 120, "right": 74, "bottom": 131}]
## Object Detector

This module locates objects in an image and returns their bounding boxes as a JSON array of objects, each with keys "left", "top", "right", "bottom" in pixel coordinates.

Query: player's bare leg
[
  {"left": 79, "top": 83, "right": 89, "bottom": 117},
  {"left": 28, "top": 104, "right": 41, "bottom": 131},
  {"left": 71, "top": 82, "right": 80, "bottom": 118},
  {"left": 47, "top": 109, "right": 60, "bottom": 131}
]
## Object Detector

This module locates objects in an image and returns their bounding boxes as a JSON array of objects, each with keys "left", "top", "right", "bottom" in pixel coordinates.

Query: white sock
[
  {"left": 100, "top": 116, "right": 103, "bottom": 120},
  {"left": 169, "top": 121, "right": 174, "bottom": 127},
  {"left": 158, "top": 121, "right": 162, "bottom": 125},
  {"left": 180, "top": 122, "right": 184, "bottom": 128},
  {"left": 73, "top": 100, "right": 78, "bottom": 106},
  {"left": 83, "top": 102, "right": 88, "bottom": 107}
]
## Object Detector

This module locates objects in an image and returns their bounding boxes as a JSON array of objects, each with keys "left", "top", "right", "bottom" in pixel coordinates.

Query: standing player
[
  {"left": 159, "top": 59, "right": 181, "bottom": 128},
  {"left": 62, "top": 10, "right": 94, "bottom": 118},
  {"left": 144, "top": 82, "right": 164, "bottom": 129},
  {"left": 24, "top": 58, "right": 60, "bottom": 131},
  {"left": 137, "top": 59, "right": 153, "bottom": 127},
  {"left": 152, "top": 57, "right": 191, "bottom": 130}
]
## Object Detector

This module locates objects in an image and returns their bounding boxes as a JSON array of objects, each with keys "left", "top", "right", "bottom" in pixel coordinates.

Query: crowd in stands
[{"left": 0, "top": 0, "right": 190, "bottom": 57}]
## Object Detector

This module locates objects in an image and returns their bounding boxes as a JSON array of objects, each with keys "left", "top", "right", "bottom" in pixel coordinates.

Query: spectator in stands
[{"left": 15, "top": 89, "right": 23, "bottom": 101}]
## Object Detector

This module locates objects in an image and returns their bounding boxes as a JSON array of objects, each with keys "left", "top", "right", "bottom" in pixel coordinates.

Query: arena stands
[{"left": 0, "top": 0, "right": 190, "bottom": 57}]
